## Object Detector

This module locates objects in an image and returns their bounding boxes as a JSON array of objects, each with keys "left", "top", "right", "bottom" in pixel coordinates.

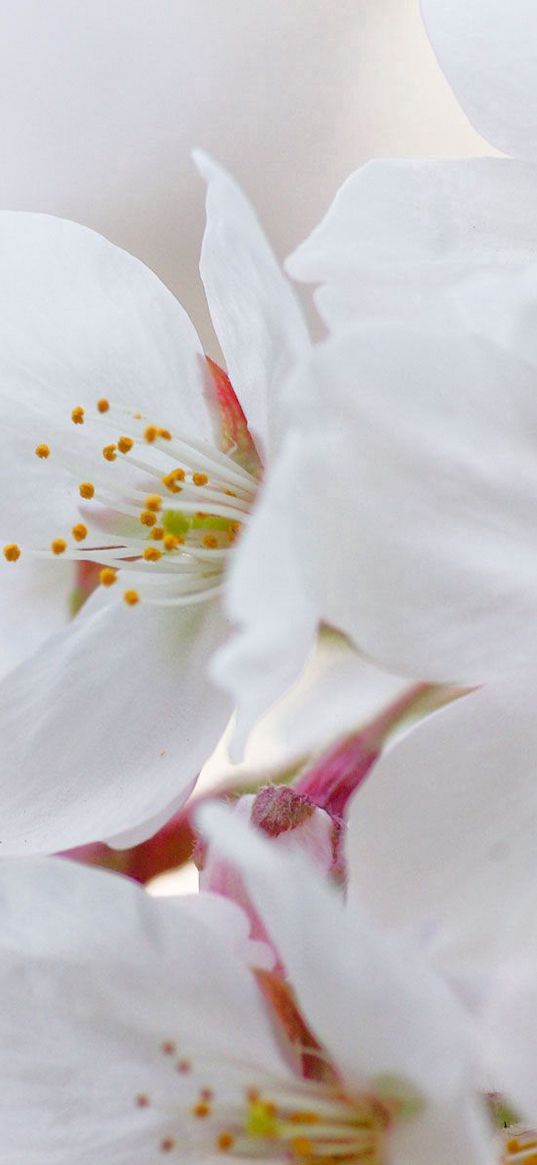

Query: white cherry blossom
[
  {"left": 0, "top": 152, "right": 310, "bottom": 853},
  {"left": 0, "top": 818, "right": 495, "bottom": 1165}
]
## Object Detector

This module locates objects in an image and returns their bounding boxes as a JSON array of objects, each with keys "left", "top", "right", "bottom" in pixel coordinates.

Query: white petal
[
  {"left": 286, "top": 159, "right": 537, "bottom": 341},
  {"left": 233, "top": 325, "right": 537, "bottom": 685},
  {"left": 0, "top": 856, "right": 287, "bottom": 1164},
  {"left": 346, "top": 673, "right": 537, "bottom": 975},
  {"left": 0, "top": 558, "right": 71, "bottom": 677},
  {"left": 0, "top": 592, "right": 231, "bottom": 853},
  {"left": 421, "top": 0, "right": 537, "bottom": 158},
  {"left": 213, "top": 431, "right": 319, "bottom": 759},
  {"left": 0, "top": 209, "right": 210, "bottom": 438},
  {"left": 195, "top": 151, "right": 310, "bottom": 462},
  {"left": 198, "top": 804, "right": 475, "bottom": 1105}
]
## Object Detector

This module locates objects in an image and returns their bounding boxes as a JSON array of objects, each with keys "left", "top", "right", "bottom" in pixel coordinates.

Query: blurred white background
[{"left": 0, "top": 0, "right": 491, "bottom": 347}]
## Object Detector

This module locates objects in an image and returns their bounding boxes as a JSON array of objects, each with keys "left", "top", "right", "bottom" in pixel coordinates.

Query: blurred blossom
[{"left": 0, "top": 816, "right": 500, "bottom": 1164}]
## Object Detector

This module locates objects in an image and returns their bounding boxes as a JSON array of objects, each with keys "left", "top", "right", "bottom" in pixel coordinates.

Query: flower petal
[
  {"left": 195, "top": 151, "right": 310, "bottom": 462},
  {"left": 346, "top": 673, "right": 537, "bottom": 974},
  {"left": 225, "top": 324, "right": 537, "bottom": 687},
  {"left": 0, "top": 856, "right": 287, "bottom": 1164},
  {"left": 0, "top": 591, "right": 231, "bottom": 853},
  {"left": 0, "top": 212, "right": 210, "bottom": 542},
  {"left": 286, "top": 158, "right": 537, "bottom": 340},
  {"left": 0, "top": 558, "right": 71, "bottom": 677},
  {"left": 421, "top": 0, "right": 537, "bottom": 158},
  {"left": 198, "top": 803, "right": 476, "bottom": 1106}
]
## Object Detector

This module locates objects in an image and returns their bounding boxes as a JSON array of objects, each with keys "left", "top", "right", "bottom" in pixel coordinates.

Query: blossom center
[{"left": 3, "top": 393, "right": 260, "bottom": 608}]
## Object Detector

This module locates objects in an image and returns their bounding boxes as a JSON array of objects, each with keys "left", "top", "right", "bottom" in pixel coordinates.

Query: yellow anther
[
  {"left": 151, "top": 526, "right": 165, "bottom": 540},
  {"left": 3, "top": 543, "right": 20, "bottom": 562},
  {"left": 34, "top": 443, "right": 50, "bottom": 459},
  {"left": 79, "top": 481, "right": 95, "bottom": 499},
  {"left": 118, "top": 435, "right": 134, "bottom": 454},
  {"left": 144, "top": 494, "right": 162, "bottom": 512},
  {"left": 506, "top": 1141, "right": 521, "bottom": 1154},
  {"left": 291, "top": 1138, "right": 313, "bottom": 1158},
  {"left": 102, "top": 444, "right": 117, "bottom": 462},
  {"left": 217, "top": 1132, "right": 235, "bottom": 1152},
  {"left": 123, "top": 589, "right": 140, "bottom": 606},
  {"left": 202, "top": 533, "right": 219, "bottom": 549},
  {"left": 143, "top": 546, "right": 162, "bottom": 562},
  {"left": 139, "top": 510, "right": 157, "bottom": 528},
  {"left": 162, "top": 472, "right": 183, "bottom": 494},
  {"left": 193, "top": 1102, "right": 211, "bottom": 1119},
  {"left": 97, "top": 398, "right": 110, "bottom": 413},
  {"left": 289, "top": 1113, "right": 320, "bottom": 1126},
  {"left": 71, "top": 523, "right": 88, "bottom": 542},
  {"left": 51, "top": 538, "right": 67, "bottom": 556},
  {"left": 193, "top": 472, "right": 209, "bottom": 486},
  {"left": 100, "top": 567, "right": 117, "bottom": 587},
  {"left": 163, "top": 533, "right": 183, "bottom": 551},
  {"left": 71, "top": 406, "right": 85, "bottom": 424},
  {"left": 144, "top": 424, "right": 158, "bottom": 443},
  {"left": 158, "top": 427, "right": 172, "bottom": 440}
]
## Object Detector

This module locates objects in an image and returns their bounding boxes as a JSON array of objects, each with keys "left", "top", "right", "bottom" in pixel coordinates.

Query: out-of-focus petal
[
  {"left": 346, "top": 673, "right": 537, "bottom": 974},
  {"left": 421, "top": 0, "right": 537, "bottom": 158}
]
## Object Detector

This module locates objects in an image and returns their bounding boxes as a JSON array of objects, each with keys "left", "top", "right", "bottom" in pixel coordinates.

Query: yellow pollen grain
[
  {"left": 163, "top": 533, "right": 183, "bottom": 551},
  {"left": 217, "top": 1132, "right": 235, "bottom": 1152},
  {"left": 100, "top": 567, "right": 117, "bottom": 587},
  {"left": 158, "top": 427, "right": 172, "bottom": 440},
  {"left": 79, "top": 481, "right": 95, "bottom": 499},
  {"left": 71, "top": 523, "right": 88, "bottom": 542},
  {"left": 193, "top": 1102, "right": 211, "bottom": 1119},
  {"left": 144, "top": 494, "right": 162, "bottom": 512},
  {"left": 123, "top": 589, "right": 140, "bottom": 606},
  {"left": 193, "top": 472, "right": 208, "bottom": 486},
  {"left": 162, "top": 473, "right": 182, "bottom": 494},
  {"left": 118, "top": 436, "right": 134, "bottom": 454},
  {"left": 97, "top": 398, "right": 110, "bottom": 413},
  {"left": 71, "top": 406, "right": 85, "bottom": 424},
  {"left": 35, "top": 443, "right": 50, "bottom": 459},
  {"left": 202, "top": 534, "right": 219, "bottom": 549},
  {"left": 102, "top": 444, "right": 117, "bottom": 462},
  {"left": 144, "top": 424, "right": 158, "bottom": 443},
  {"left": 51, "top": 538, "right": 67, "bottom": 556},
  {"left": 3, "top": 543, "right": 20, "bottom": 562},
  {"left": 143, "top": 546, "right": 162, "bottom": 562},
  {"left": 291, "top": 1138, "right": 313, "bottom": 1158},
  {"left": 140, "top": 510, "right": 157, "bottom": 528},
  {"left": 151, "top": 526, "right": 164, "bottom": 540}
]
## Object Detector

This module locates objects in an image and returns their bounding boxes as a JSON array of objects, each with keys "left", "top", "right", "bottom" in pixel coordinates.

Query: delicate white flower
[
  {"left": 0, "top": 151, "right": 311, "bottom": 853},
  {"left": 0, "top": 813, "right": 496, "bottom": 1165},
  {"left": 420, "top": 0, "right": 537, "bottom": 160}
]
